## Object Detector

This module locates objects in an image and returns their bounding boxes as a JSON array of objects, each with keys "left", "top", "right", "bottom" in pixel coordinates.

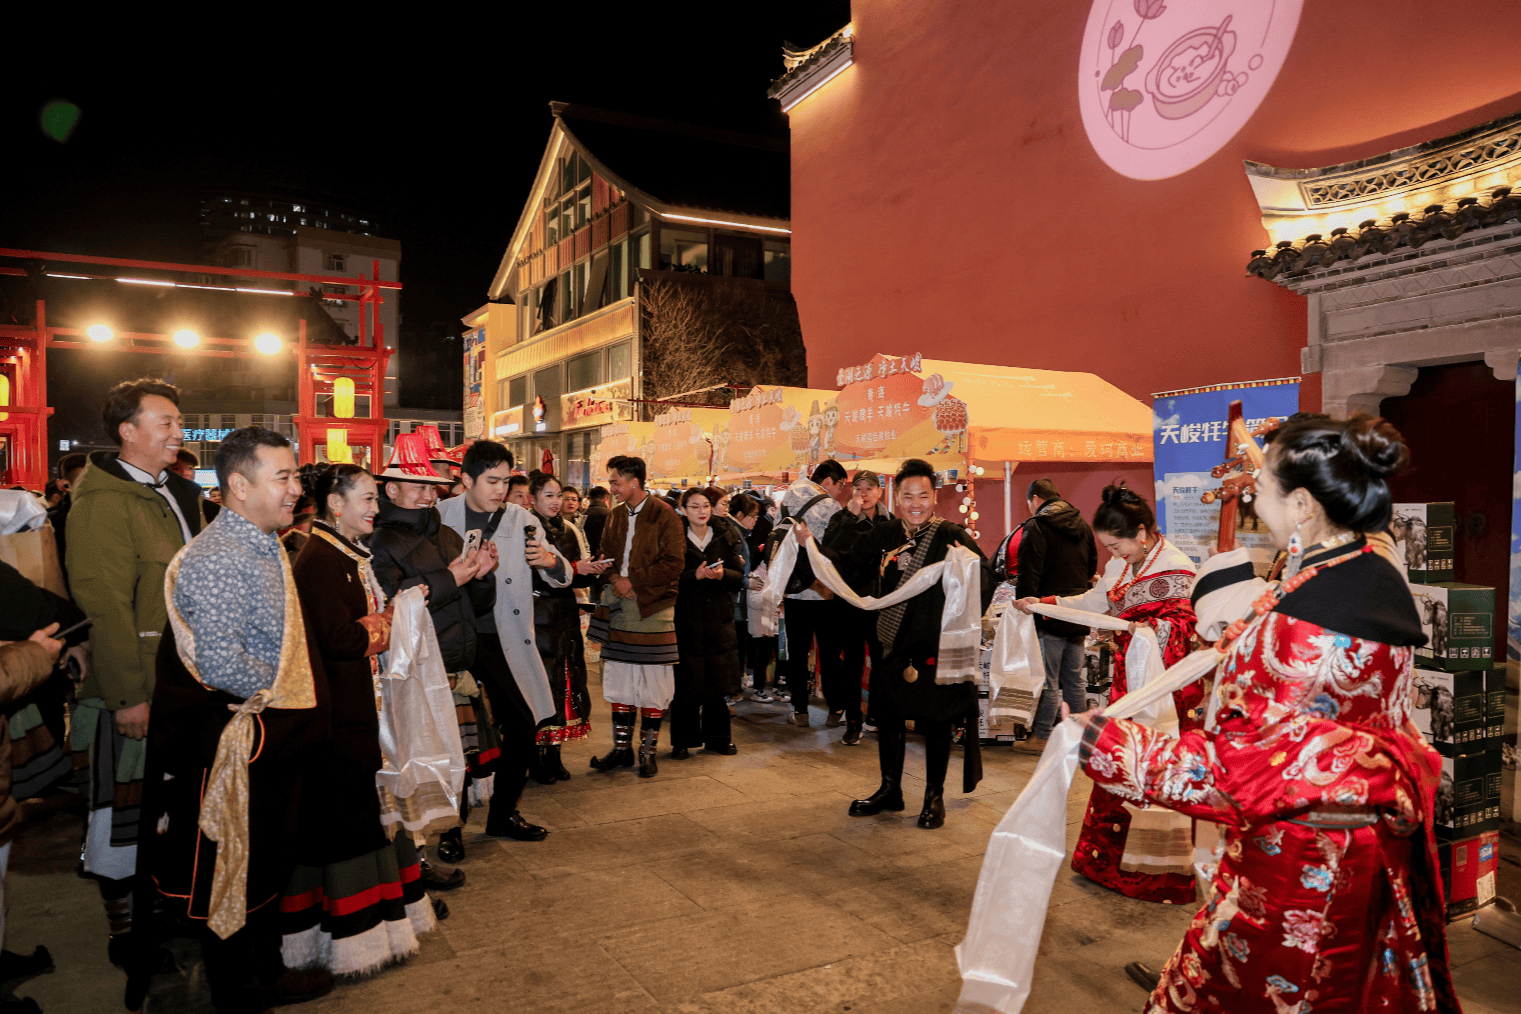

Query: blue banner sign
[{"left": 1152, "top": 378, "right": 1299, "bottom": 565}]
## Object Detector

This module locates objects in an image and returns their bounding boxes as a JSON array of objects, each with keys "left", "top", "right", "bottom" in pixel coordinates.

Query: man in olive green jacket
[{"left": 66, "top": 378, "right": 204, "bottom": 965}]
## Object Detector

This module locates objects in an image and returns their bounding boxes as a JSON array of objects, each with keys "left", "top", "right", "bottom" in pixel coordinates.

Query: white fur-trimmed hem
[{"left": 281, "top": 897, "right": 435, "bottom": 978}]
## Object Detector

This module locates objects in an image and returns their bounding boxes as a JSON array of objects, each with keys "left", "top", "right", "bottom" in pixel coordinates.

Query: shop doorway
[{"left": 1381, "top": 361, "right": 1513, "bottom": 660}]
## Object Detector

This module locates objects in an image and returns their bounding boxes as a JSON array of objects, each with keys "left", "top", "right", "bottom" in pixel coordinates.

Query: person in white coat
[{"left": 438, "top": 441, "right": 578, "bottom": 841}]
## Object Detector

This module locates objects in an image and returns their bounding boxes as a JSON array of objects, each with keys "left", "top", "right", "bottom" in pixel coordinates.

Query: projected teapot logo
[{"left": 1079, "top": 0, "right": 1302, "bottom": 180}]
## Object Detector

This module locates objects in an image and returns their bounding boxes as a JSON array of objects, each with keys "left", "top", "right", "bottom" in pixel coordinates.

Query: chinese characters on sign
[{"left": 183, "top": 428, "right": 234, "bottom": 442}]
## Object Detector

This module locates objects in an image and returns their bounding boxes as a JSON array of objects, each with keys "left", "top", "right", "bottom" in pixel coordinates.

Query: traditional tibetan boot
[
  {"left": 638, "top": 713, "right": 663, "bottom": 779},
  {"left": 849, "top": 719, "right": 906, "bottom": 815},
  {"left": 589, "top": 709, "right": 636, "bottom": 771},
  {"left": 543, "top": 743, "right": 571, "bottom": 781},
  {"left": 916, "top": 784, "right": 946, "bottom": 829}
]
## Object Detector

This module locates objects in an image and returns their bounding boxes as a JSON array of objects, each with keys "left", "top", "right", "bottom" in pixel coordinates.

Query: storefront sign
[
  {"left": 492, "top": 407, "right": 522, "bottom": 437},
  {"left": 1151, "top": 378, "right": 1299, "bottom": 564},
  {"left": 1078, "top": 0, "right": 1304, "bottom": 180},
  {"left": 560, "top": 379, "right": 632, "bottom": 430},
  {"left": 183, "top": 428, "right": 234, "bottom": 442}
]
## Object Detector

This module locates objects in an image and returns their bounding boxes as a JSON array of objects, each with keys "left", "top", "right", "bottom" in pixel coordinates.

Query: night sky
[{"left": 2, "top": 4, "right": 848, "bottom": 452}]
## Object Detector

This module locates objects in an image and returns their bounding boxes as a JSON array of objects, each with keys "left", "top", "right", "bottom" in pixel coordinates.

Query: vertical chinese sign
[
  {"left": 1152, "top": 378, "right": 1299, "bottom": 564},
  {"left": 463, "top": 327, "right": 485, "bottom": 441}
]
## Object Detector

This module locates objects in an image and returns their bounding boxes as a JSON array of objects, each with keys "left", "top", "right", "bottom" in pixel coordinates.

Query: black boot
[
  {"left": 841, "top": 717, "right": 864, "bottom": 746},
  {"left": 917, "top": 720, "right": 952, "bottom": 829},
  {"left": 849, "top": 717, "right": 906, "bottom": 815},
  {"left": 916, "top": 784, "right": 946, "bottom": 829},
  {"left": 544, "top": 743, "right": 571, "bottom": 781},
  {"left": 590, "top": 710, "right": 636, "bottom": 771},
  {"left": 529, "top": 746, "right": 557, "bottom": 785},
  {"left": 437, "top": 827, "right": 465, "bottom": 864},
  {"left": 638, "top": 715, "right": 662, "bottom": 779}
]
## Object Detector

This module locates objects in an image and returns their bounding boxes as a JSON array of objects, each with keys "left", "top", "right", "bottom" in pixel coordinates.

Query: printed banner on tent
[
  {"left": 717, "top": 385, "right": 840, "bottom": 475},
  {"left": 593, "top": 421, "right": 656, "bottom": 479},
  {"left": 1151, "top": 378, "right": 1299, "bottom": 565},
  {"left": 648, "top": 407, "right": 727, "bottom": 481}
]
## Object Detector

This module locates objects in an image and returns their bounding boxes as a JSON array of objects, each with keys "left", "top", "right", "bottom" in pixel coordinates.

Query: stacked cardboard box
[
  {"left": 1409, "top": 582, "right": 1496, "bottom": 669},
  {"left": 1393, "top": 502, "right": 1456, "bottom": 583},
  {"left": 1437, "top": 830, "right": 1499, "bottom": 921}
]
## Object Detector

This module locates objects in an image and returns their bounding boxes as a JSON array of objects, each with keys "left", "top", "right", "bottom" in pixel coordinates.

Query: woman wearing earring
[
  {"left": 281, "top": 464, "right": 437, "bottom": 976},
  {"left": 1015, "top": 481, "right": 1200, "bottom": 904},
  {"left": 1069, "top": 416, "right": 1455, "bottom": 1013}
]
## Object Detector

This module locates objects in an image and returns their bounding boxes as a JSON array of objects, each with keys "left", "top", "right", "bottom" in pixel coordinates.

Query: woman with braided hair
[
  {"left": 280, "top": 463, "right": 436, "bottom": 976},
  {"left": 1069, "top": 416, "right": 1455, "bottom": 1014},
  {"left": 1015, "top": 481, "right": 1202, "bottom": 904}
]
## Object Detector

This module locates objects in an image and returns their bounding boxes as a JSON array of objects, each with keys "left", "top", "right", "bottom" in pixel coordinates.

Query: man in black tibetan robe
[{"left": 811, "top": 458, "right": 993, "bottom": 829}]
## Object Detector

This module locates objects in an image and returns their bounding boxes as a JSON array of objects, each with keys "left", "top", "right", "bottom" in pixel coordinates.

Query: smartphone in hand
[{"left": 462, "top": 529, "right": 482, "bottom": 557}]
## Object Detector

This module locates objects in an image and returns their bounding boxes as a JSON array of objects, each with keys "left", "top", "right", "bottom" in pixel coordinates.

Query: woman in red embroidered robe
[
  {"left": 1018, "top": 482, "right": 1201, "bottom": 904},
  {"left": 1073, "top": 416, "right": 1457, "bottom": 1014}
]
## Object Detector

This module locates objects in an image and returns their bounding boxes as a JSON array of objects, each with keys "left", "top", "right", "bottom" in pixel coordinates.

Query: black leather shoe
[
  {"left": 417, "top": 858, "right": 466, "bottom": 890},
  {"left": 704, "top": 742, "right": 738, "bottom": 755},
  {"left": 916, "top": 786, "right": 946, "bottom": 829},
  {"left": 848, "top": 780, "right": 905, "bottom": 816},
  {"left": 529, "top": 749, "right": 557, "bottom": 785},
  {"left": 436, "top": 828, "right": 464, "bottom": 865},
  {"left": 841, "top": 721, "right": 863, "bottom": 746},
  {"left": 484, "top": 812, "right": 549, "bottom": 842},
  {"left": 432, "top": 896, "right": 450, "bottom": 921},
  {"left": 670, "top": 747, "right": 692, "bottom": 760},
  {"left": 1125, "top": 962, "right": 1161, "bottom": 993},
  {"left": 274, "top": 966, "right": 335, "bottom": 1004}
]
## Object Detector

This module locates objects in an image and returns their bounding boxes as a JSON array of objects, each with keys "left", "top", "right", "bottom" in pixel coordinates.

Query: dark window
[
  {"left": 763, "top": 241, "right": 791, "bottom": 284},
  {"left": 536, "top": 277, "right": 558, "bottom": 333},
  {"left": 660, "top": 228, "right": 707, "bottom": 272},
  {"left": 607, "top": 342, "right": 632, "bottom": 380},
  {"left": 714, "top": 234, "right": 764, "bottom": 280},
  {"left": 508, "top": 376, "right": 528, "bottom": 407},
  {"left": 566, "top": 350, "right": 603, "bottom": 393}
]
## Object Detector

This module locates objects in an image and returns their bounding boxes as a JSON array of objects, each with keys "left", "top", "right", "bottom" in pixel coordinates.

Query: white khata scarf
[{"left": 757, "top": 526, "right": 983, "bottom": 685}]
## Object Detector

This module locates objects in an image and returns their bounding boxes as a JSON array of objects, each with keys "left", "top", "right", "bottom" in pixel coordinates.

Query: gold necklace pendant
[{"left": 903, "top": 663, "right": 919, "bottom": 683}]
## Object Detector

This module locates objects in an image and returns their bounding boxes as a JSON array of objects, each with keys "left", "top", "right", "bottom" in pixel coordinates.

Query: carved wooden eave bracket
[{"left": 1243, "top": 111, "right": 1521, "bottom": 285}]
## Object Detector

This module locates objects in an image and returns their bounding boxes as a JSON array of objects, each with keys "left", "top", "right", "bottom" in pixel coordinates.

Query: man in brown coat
[{"left": 588, "top": 456, "right": 684, "bottom": 778}]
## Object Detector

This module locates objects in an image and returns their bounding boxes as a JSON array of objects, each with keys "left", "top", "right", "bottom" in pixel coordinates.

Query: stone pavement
[{"left": 8, "top": 655, "right": 1521, "bottom": 1013}]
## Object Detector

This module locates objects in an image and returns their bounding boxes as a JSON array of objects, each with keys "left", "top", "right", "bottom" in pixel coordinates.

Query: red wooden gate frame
[{"left": 0, "top": 247, "right": 400, "bottom": 486}]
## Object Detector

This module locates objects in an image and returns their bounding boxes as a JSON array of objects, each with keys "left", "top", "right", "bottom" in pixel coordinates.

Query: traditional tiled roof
[
  {"left": 556, "top": 107, "right": 789, "bottom": 221},
  {"left": 1245, "top": 186, "right": 1521, "bottom": 281},
  {"left": 767, "top": 24, "right": 854, "bottom": 109}
]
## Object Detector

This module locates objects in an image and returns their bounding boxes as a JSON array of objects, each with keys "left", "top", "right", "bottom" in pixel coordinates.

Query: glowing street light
[
  {"left": 172, "top": 328, "right": 200, "bottom": 349},
  {"left": 254, "top": 332, "right": 282, "bottom": 356},
  {"left": 87, "top": 324, "right": 114, "bottom": 343}
]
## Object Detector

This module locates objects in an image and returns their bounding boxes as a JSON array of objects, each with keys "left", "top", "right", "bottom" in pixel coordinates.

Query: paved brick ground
[{"left": 10, "top": 653, "right": 1520, "bottom": 1013}]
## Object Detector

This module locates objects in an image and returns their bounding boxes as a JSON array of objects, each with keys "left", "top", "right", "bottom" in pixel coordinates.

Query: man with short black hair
[
  {"left": 506, "top": 474, "right": 531, "bottom": 508},
  {"left": 148, "top": 425, "right": 333, "bottom": 1012},
  {"left": 439, "top": 440, "right": 573, "bottom": 837},
  {"left": 66, "top": 377, "right": 205, "bottom": 962},
  {"left": 588, "top": 456, "right": 683, "bottom": 777},
  {"left": 583, "top": 486, "right": 611, "bottom": 557},
  {"left": 1014, "top": 479, "right": 1098, "bottom": 755},
  {"left": 172, "top": 448, "right": 220, "bottom": 521},
  {"left": 776, "top": 459, "right": 850, "bottom": 727}
]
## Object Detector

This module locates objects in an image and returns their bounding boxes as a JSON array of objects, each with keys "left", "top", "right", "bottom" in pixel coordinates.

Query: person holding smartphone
[{"left": 667, "top": 489, "right": 745, "bottom": 759}]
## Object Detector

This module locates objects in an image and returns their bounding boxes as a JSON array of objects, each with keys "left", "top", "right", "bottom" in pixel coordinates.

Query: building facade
[{"left": 464, "top": 103, "right": 804, "bottom": 488}]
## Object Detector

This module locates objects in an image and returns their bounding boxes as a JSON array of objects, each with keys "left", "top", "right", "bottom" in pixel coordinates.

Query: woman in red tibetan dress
[
  {"left": 1074, "top": 415, "right": 1457, "bottom": 1014},
  {"left": 1020, "top": 482, "right": 1202, "bottom": 904}
]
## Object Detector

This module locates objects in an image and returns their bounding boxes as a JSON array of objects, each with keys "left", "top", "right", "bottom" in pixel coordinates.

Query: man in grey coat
[{"left": 438, "top": 440, "right": 572, "bottom": 841}]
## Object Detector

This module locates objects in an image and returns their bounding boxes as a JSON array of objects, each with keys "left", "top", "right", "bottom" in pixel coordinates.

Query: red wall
[{"left": 788, "top": 1, "right": 1521, "bottom": 416}]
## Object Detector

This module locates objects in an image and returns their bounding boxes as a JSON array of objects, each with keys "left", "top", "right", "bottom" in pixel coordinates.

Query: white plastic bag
[
  {"left": 987, "top": 607, "right": 1045, "bottom": 726},
  {"left": 375, "top": 586, "right": 467, "bottom": 836}
]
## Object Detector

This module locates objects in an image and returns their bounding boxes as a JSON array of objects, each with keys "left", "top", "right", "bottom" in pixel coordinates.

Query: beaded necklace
[{"left": 1215, "top": 543, "right": 1373, "bottom": 653}]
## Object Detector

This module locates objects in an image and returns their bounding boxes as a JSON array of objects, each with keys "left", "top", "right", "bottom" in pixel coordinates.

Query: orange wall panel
[{"left": 787, "top": 1, "right": 1521, "bottom": 413}]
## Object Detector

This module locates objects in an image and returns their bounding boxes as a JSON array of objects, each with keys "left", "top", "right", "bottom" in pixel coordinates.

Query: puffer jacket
[
  {"left": 368, "top": 496, "right": 493, "bottom": 673},
  {"left": 66, "top": 450, "right": 204, "bottom": 709},
  {"left": 1016, "top": 498, "right": 1098, "bottom": 639}
]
